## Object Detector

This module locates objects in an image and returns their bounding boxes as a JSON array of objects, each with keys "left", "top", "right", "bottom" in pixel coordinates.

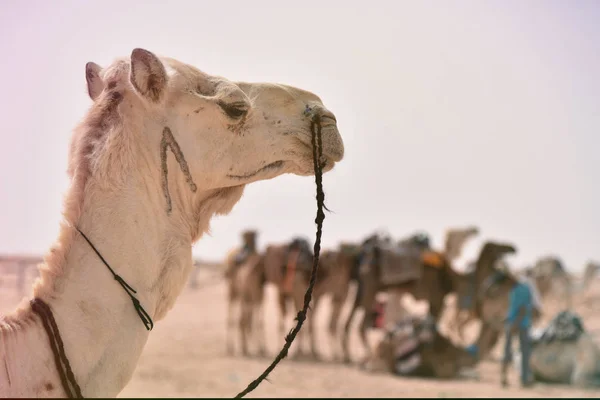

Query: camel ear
[
  {"left": 129, "top": 48, "right": 168, "bottom": 103},
  {"left": 85, "top": 62, "right": 104, "bottom": 101}
]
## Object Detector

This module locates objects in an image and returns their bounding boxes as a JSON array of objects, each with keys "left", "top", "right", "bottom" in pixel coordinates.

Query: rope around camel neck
[
  {"left": 31, "top": 298, "right": 84, "bottom": 398},
  {"left": 234, "top": 116, "right": 327, "bottom": 398}
]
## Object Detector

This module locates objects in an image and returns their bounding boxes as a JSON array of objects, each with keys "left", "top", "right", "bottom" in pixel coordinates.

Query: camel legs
[
  {"left": 342, "top": 299, "right": 359, "bottom": 364},
  {"left": 291, "top": 285, "right": 310, "bottom": 359},
  {"left": 255, "top": 301, "right": 267, "bottom": 357},
  {"left": 342, "top": 278, "right": 377, "bottom": 364},
  {"left": 278, "top": 292, "right": 288, "bottom": 339},
  {"left": 357, "top": 303, "right": 375, "bottom": 365},
  {"left": 239, "top": 301, "right": 253, "bottom": 357},
  {"left": 329, "top": 289, "right": 349, "bottom": 362},
  {"left": 226, "top": 283, "right": 237, "bottom": 355}
]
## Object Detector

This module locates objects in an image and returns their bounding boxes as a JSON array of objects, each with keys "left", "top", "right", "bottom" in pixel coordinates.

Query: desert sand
[{"left": 1, "top": 265, "right": 598, "bottom": 398}]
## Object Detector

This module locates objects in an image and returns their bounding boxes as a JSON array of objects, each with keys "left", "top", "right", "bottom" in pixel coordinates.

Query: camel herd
[{"left": 224, "top": 226, "right": 600, "bottom": 388}]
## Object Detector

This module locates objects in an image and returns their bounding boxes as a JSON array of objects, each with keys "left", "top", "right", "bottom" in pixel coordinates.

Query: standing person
[{"left": 499, "top": 269, "right": 536, "bottom": 388}]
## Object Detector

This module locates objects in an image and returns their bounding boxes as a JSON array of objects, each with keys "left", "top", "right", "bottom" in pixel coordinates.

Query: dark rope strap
[
  {"left": 234, "top": 116, "right": 326, "bottom": 398},
  {"left": 75, "top": 227, "right": 154, "bottom": 331},
  {"left": 31, "top": 298, "right": 84, "bottom": 398}
]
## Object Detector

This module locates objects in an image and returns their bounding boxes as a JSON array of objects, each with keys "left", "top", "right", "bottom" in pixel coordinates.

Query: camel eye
[{"left": 218, "top": 101, "right": 247, "bottom": 119}]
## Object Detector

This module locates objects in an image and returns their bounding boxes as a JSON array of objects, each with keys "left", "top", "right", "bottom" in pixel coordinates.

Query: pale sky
[{"left": 1, "top": 0, "right": 598, "bottom": 272}]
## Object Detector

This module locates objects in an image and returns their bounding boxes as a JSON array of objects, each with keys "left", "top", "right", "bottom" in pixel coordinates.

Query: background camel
[
  {"left": 527, "top": 256, "right": 573, "bottom": 309},
  {"left": 529, "top": 310, "right": 600, "bottom": 388},
  {"left": 445, "top": 242, "right": 519, "bottom": 343},
  {"left": 224, "top": 230, "right": 266, "bottom": 357},
  {"left": 364, "top": 314, "right": 500, "bottom": 380},
  {"left": 580, "top": 261, "right": 600, "bottom": 307},
  {"left": 581, "top": 261, "right": 600, "bottom": 293},
  {"left": 261, "top": 237, "right": 355, "bottom": 361},
  {"left": 341, "top": 232, "right": 456, "bottom": 364},
  {"left": 0, "top": 48, "right": 344, "bottom": 398},
  {"left": 376, "top": 226, "right": 479, "bottom": 336}
]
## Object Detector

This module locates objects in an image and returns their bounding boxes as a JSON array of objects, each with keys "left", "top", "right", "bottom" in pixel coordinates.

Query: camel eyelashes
[{"left": 217, "top": 101, "right": 248, "bottom": 119}]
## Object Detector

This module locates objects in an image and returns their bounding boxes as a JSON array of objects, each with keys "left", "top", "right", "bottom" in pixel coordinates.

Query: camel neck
[{"left": 20, "top": 181, "right": 194, "bottom": 397}]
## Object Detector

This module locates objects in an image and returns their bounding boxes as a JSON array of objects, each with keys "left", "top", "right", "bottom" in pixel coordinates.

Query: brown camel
[
  {"left": 341, "top": 232, "right": 453, "bottom": 364},
  {"left": 224, "top": 230, "right": 267, "bottom": 357},
  {"left": 262, "top": 238, "right": 359, "bottom": 360},
  {"left": 445, "top": 242, "right": 519, "bottom": 342},
  {"left": 364, "top": 314, "right": 500, "bottom": 379}
]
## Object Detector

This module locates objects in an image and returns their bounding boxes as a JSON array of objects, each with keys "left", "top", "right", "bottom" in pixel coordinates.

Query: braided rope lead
[{"left": 234, "top": 117, "right": 326, "bottom": 398}]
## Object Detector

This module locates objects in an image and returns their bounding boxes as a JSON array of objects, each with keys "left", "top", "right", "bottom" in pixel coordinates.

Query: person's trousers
[{"left": 503, "top": 327, "right": 532, "bottom": 385}]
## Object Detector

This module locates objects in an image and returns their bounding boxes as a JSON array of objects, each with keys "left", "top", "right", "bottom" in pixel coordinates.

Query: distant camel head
[
  {"left": 444, "top": 225, "right": 480, "bottom": 261},
  {"left": 479, "top": 242, "right": 517, "bottom": 266},
  {"left": 483, "top": 241, "right": 516, "bottom": 258},
  {"left": 78, "top": 49, "right": 344, "bottom": 213},
  {"left": 241, "top": 230, "right": 258, "bottom": 251},
  {"left": 584, "top": 261, "right": 600, "bottom": 279},
  {"left": 533, "top": 256, "right": 567, "bottom": 278}
]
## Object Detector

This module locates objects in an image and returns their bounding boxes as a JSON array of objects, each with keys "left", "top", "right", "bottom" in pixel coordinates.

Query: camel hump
[{"left": 421, "top": 251, "right": 445, "bottom": 268}]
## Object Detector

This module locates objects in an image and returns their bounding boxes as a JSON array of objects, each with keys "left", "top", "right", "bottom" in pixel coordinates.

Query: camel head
[
  {"left": 533, "top": 256, "right": 567, "bottom": 279},
  {"left": 79, "top": 49, "right": 344, "bottom": 214},
  {"left": 583, "top": 261, "right": 600, "bottom": 287},
  {"left": 481, "top": 242, "right": 517, "bottom": 260},
  {"left": 476, "top": 241, "right": 517, "bottom": 276},
  {"left": 241, "top": 230, "right": 258, "bottom": 251},
  {"left": 444, "top": 225, "right": 480, "bottom": 261}
]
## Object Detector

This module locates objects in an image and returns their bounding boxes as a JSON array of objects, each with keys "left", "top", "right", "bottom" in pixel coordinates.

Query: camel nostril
[{"left": 320, "top": 114, "right": 337, "bottom": 124}]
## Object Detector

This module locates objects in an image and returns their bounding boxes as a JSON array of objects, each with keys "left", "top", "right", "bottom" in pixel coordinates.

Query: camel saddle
[
  {"left": 537, "top": 310, "right": 585, "bottom": 344},
  {"left": 281, "top": 238, "right": 313, "bottom": 294},
  {"left": 377, "top": 242, "right": 423, "bottom": 287}
]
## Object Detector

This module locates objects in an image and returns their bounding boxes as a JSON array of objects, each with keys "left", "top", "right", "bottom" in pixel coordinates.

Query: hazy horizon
[{"left": 1, "top": 0, "right": 598, "bottom": 272}]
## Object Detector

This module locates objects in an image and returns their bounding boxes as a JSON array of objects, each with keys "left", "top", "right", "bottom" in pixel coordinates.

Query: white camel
[{"left": 0, "top": 48, "right": 344, "bottom": 397}]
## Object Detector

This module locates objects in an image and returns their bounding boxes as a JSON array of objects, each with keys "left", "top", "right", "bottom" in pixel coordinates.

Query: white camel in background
[{"left": 0, "top": 48, "right": 344, "bottom": 397}]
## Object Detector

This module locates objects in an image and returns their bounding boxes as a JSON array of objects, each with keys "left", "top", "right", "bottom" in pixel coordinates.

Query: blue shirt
[{"left": 506, "top": 282, "right": 533, "bottom": 329}]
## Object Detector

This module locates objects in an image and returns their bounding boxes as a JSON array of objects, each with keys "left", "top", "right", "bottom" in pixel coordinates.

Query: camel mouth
[{"left": 226, "top": 160, "right": 286, "bottom": 180}]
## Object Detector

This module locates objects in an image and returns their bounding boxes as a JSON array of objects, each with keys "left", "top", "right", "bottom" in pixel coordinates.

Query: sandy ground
[{"left": 1, "top": 267, "right": 599, "bottom": 398}]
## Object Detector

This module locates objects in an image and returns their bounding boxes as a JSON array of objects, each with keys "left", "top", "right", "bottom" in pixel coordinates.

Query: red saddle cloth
[{"left": 373, "top": 299, "right": 387, "bottom": 329}]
